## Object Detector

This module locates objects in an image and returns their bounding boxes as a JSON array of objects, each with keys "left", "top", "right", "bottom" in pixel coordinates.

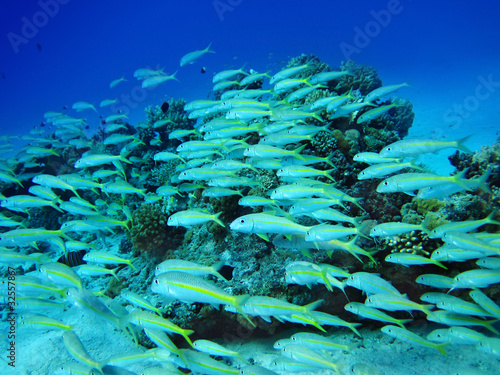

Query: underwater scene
[{"left": 1, "top": 1, "right": 500, "bottom": 374}]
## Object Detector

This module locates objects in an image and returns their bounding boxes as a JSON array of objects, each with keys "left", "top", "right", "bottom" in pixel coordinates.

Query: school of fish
[{"left": 0, "top": 42, "right": 499, "bottom": 375}]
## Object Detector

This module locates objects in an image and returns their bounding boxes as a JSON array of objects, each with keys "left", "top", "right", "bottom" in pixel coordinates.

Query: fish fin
[
  {"left": 456, "top": 134, "right": 474, "bottom": 154},
  {"left": 257, "top": 233, "right": 270, "bottom": 242},
  {"left": 453, "top": 168, "right": 471, "bottom": 190},
  {"left": 260, "top": 315, "right": 272, "bottom": 323},
  {"left": 232, "top": 294, "right": 255, "bottom": 327},
  {"left": 433, "top": 260, "right": 447, "bottom": 270},
  {"left": 349, "top": 323, "right": 362, "bottom": 338},
  {"left": 205, "top": 42, "right": 215, "bottom": 54},
  {"left": 304, "top": 299, "right": 324, "bottom": 314},
  {"left": 293, "top": 144, "right": 308, "bottom": 161},
  {"left": 397, "top": 319, "right": 412, "bottom": 328},
  {"left": 300, "top": 248, "right": 313, "bottom": 258},
  {"left": 213, "top": 212, "right": 226, "bottom": 228}
]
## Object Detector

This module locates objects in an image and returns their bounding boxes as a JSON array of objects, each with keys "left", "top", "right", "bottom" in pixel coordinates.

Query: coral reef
[
  {"left": 129, "top": 202, "right": 179, "bottom": 254},
  {"left": 337, "top": 60, "right": 383, "bottom": 95}
]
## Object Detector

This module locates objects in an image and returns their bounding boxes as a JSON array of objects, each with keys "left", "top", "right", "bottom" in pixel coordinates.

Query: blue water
[
  {"left": 1, "top": 2, "right": 500, "bottom": 374},
  {"left": 1, "top": 0, "right": 499, "bottom": 147}
]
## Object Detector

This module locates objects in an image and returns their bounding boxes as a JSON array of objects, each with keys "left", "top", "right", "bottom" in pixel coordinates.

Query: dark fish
[
  {"left": 201, "top": 67, "right": 206, "bottom": 74},
  {"left": 101, "top": 119, "right": 106, "bottom": 125},
  {"left": 40, "top": 122, "right": 45, "bottom": 127},
  {"left": 161, "top": 102, "right": 169, "bottom": 113},
  {"left": 58, "top": 250, "right": 87, "bottom": 267},
  {"left": 62, "top": 105, "right": 67, "bottom": 110},
  {"left": 36, "top": 43, "right": 42, "bottom": 52}
]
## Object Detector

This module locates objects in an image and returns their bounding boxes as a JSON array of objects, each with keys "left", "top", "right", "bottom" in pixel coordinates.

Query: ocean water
[{"left": 1, "top": 1, "right": 500, "bottom": 374}]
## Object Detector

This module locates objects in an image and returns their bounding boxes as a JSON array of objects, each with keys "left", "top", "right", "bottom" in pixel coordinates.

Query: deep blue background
[{"left": 1, "top": 0, "right": 499, "bottom": 139}]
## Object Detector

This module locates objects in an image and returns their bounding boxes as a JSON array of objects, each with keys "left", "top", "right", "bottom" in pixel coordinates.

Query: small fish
[
  {"left": 376, "top": 170, "right": 474, "bottom": 194},
  {"left": 213, "top": 65, "right": 248, "bottom": 83},
  {"left": 345, "top": 302, "right": 412, "bottom": 328},
  {"left": 385, "top": 253, "right": 447, "bottom": 269},
  {"left": 155, "top": 259, "right": 226, "bottom": 280},
  {"left": 290, "top": 331, "right": 355, "bottom": 353},
  {"left": 110, "top": 76, "right": 127, "bottom": 88},
  {"left": 180, "top": 42, "right": 215, "bottom": 66},
  {"left": 62, "top": 331, "right": 101, "bottom": 370},
  {"left": 83, "top": 251, "right": 137, "bottom": 270},
  {"left": 426, "top": 310, "right": 499, "bottom": 335},
  {"left": 20, "top": 313, "right": 72, "bottom": 331},
  {"left": 100, "top": 99, "right": 118, "bottom": 107},
  {"left": 74, "top": 153, "right": 131, "bottom": 168},
  {"left": 346, "top": 272, "right": 402, "bottom": 296},
  {"left": 121, "top": 290, "right": 162, "bottom": 315},
  {"left": 369, "top": 221, "right": 428, "bottom": 237},
  {"left": 450, "top": 269, "right": 500, "bottom": 291},
  {"left": 281, "top": 344, "right": 342, "bottom": 374},
  {"left": 364, "top": 82, "right": 410, "bottom": 102},
  {"left": 270, "top": 64, "right": 309, "bottom": 84},
  {"left": 39, "top": 262, "right": 83, "bottom": 290},
  {"left": 72, "top": 101, "right": 96, "bottom": 112},
  {"left": 428, "top": 211, "right": 500, "bottom": 239},
  {"left": 193, "top": 339, "right": 244, "bottom": 361},
  {"left": 74, "top": 264, "right": 119, "bottom": 281},
  {"left": 379, "top": 136, "right": 472, "bottom": 158},
  {"left": 469, "top": 289, "right": 500, "bottom": 319},
  {"left": 381, "top": 325, "right": 448, "bottom": 355},
  {"left": 142, "top": 71, "right": 179, "bottom": 88},
  {"left": 415, "top": 274, "right": 454, "bottom": 289},
  {"left": 353, "top": 151, "right": 402, "bottom": 164},
  {"left": 167, "top": 209, "right": 225, "bottom": 228},
  {"left": 365, "top": 293, "right": 433, "bottom": 315},
  {"left": 230, "top": 213, "right": 310, "bottom": 241},
  {"left": 152, "top": 271, "right": 253, "bottom": 326},
  {"left": 358, "top": 160, "right": 423, "bottom": 180}
]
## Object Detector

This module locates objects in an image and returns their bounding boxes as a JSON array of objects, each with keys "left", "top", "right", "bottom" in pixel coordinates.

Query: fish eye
[
  {"left": 240, "top": 219, "right": 245, "bottom": 223},
  {"left": 384, "top": 182, "right": 388, "bottom": 185},
  {"left": 154, "top": 279, "right": 159, "bottom": 284},
  {"left": 387, "top": 147, "right": 391, "bottom": 151}
]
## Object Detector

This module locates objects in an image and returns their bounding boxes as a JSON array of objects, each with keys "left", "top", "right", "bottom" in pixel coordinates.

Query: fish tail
[
  {"left": 397, "top": 319, "right": 412, "bottom": 328},
  {"left": 320, "top": 270, "right": 333, "bottom": 292},
  {"left": 349, "top": 323, "right": 362, "bottom": 338},
  {"left": 485, "top": 210, "right": 500, "bottom": 226},
  {"left": 409, "top": 159, "right": 424, "bottom": 171},
  {"left": 436, "top": 342, "right": 449, "bottom": 355},
  {"left": 205, "top": 42, "right": 215, "bottom": 54},
  {"left": 304, "top": 299, "right": 324, "bottom": 314},
  {"left": 128, "top": 257, "right": 138, "bottom": 271},
  {"left": 213, "top": 212, "right": 225, "bottom": 227},
  {"left": 325, "top": 168, "right": 336, "bottom": 182},
  {"left": 212, "top": 260, "right": 228, "bottom": 281},
  {"left": 312, "top": 111, "right": 325, "bottom": 122},
  {"left": 51, "top": 202, "right": 64, "bottom": 213},
  {"left": 110, "top": 268, "right": 120, "bottom": 282},
  {"left": 453, "top": 168, "right": 471, "bottom": 190},
  {"left": 232, "top": 294, "right": 255, "bottom": 327},
  {"left": 294, "top": 144, "right": 308, "bottom": 161},
  {"left": 324, "top": 152, "right": 336, "bottom": 168},
  {"left": 456, "top": 134, "right": 474, "bottom": 154},
  {"left": 182, "top": 329, "right": 195, "bottom": 347},
  {"left": 433, "top": 260, "right": 448, "bottom": 270},
  {"left": 483, "top": 319, "right": 500, "bottom": 335},
  {"left": 421, "top": 304, "right": 435, "bottom": 316}
]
